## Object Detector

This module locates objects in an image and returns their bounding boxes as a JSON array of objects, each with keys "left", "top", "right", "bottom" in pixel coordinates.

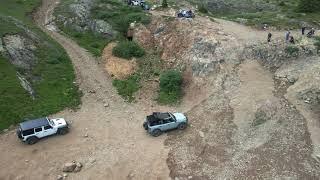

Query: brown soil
[{"left": 102, "top": 43, "right": 137, "bottom": 80}]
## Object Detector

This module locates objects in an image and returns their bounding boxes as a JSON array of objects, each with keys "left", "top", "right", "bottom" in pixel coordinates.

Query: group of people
[{"left": 267, "top": 26, "right": 316, "bottom": 44}]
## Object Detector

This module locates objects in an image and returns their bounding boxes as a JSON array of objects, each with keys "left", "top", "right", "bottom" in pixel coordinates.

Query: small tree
[
  {"left": 158, "top": 70, "right": 182, "bottom": 104},
  {"left": 162, "top": 0, "right": 168, "bottom": 8},
  {"left": 298, "top": 0, "right": 320, "bottom": 13}
]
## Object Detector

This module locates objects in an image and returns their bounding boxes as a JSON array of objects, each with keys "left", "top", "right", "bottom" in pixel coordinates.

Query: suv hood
[
  {"left": 173, "top": 113, "right": 187, "bottom": 122},
  {"left": 51, "top": 118, "right": 68, "bottom": 128}
]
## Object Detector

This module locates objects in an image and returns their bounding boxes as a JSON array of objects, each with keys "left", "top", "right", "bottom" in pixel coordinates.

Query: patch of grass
[
  {"left": 112, "top": 41, "right": 145, "bottom": 59},
  {"left": 157, "top": 70, "right": 182, "bottom": 105},
  {"left": 203, "top": 0, "right": 320, "bottom": 29},
  {"left": 0, "top": 0, "right": 80, "bottom": 130},
  {"left": 92, "top": 0, "right": 151, "bottom": 35},
  {"left": 112, "top": 75, "right": 140, "bottom": 102},
  {"left": 198, "top": 4, "right": 208, "bottom": 14},
  {"left": 58, "top": 26, "right": 110, "bottom": 56},
  {"left": 285, "top": 45, "right": 300, "bottom": 55},
  {"left": 136, "top": 52, "right": 163, "bottom": 79},
  {"left": 314, "top": 36, "right": 320, "bottom": 52}
]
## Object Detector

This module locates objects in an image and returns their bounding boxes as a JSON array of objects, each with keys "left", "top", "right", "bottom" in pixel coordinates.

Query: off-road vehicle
[
  {"left": 143, "top": 112, "right": 188, "bottom": 137},
  {"left": 16, "top": 117, "right": 69, "bottom": 145}
]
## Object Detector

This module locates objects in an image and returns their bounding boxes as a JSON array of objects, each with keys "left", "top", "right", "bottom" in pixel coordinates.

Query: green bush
[
  {"left": 112, "top": 41, "right": 145, "bottom": 59},
  {"left": 112, "top": 75, "right": 140, "bottom": 102},
  {"left": 157, "top": 70, "right": 183, "bottom": 104},
  {"left": 298, "top": 0, "right": 320, "bottom": 13},
  {"left": 162, "top": 0, "right": 168, "bottom": 8},
  {"left": 314, "top": 36, "right": 320, "bottom": 52},
  {"left": 198, "top": 4, "right": 208, "bottom": 14},
  {"left": 285, "top": 45, "right": 299, "bottom": 55}
]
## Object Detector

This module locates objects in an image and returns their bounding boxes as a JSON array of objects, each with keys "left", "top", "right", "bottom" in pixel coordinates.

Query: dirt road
[
  {"left": 0, "top": 0, "right": 174, "bottom": 179},
  {"left": 1, "top": 1, "right": 320, "bottom": 179}
]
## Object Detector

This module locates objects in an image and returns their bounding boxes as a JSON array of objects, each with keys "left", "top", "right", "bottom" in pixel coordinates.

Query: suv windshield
[
  {"left": 48, "top": 119, "right": 55, "bottom": 126},
  {"left": 169, "top": 113, "right": 176, "bottom": 121}
]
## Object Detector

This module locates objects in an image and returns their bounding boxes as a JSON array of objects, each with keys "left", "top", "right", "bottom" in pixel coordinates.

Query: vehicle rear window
[
  {"left": 35, "top": 127, "right": 42, "bottom": 132},
  {"left": 22, "top": 129, "right": 34, "bottom": 136}
]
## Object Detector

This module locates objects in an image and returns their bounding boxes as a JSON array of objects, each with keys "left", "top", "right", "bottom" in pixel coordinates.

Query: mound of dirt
[{"left": 102, "top": 43, "right": 137, "bottom": 79}]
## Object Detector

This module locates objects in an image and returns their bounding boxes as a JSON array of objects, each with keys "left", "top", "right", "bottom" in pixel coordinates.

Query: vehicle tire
[
  {"left": 26, "top": 136, "right": 39, "bottom": 145},
  {"left": 151, "top": 129, "right": 162, "bottom": 137},
  {"left": 178, "top": 123, "right": 187, "bottom": 130},
  {"left": 58, "top": 127, "right": 69, "bottom": 135},
  {"left": 143, "top": 122, "right": 148, "bottom": 130}
]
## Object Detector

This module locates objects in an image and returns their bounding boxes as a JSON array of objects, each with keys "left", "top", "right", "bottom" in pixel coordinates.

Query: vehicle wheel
[
  {"left": 58, "top": 128, "right": 69, "bottom": 135},
  {"left": 26, "top": 136, "right": 39, "bottom": 145},
  {"left": 143, "top": 122, "right": 148, "bottom": 130},
  {"left": 151, "top": 129, "right": 162, "bottom": 137},
  {"left": 178, "top": 123, "right": 187, "bottom": 130}
]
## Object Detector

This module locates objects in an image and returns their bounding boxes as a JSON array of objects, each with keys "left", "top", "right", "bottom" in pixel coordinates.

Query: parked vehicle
[
  {"left": 177, "top": 9, "right": 195, "bottom": 18},
  {"left": 143, "top": 112, "right": 188, "bottom": 137},
  {"left": 16, "top": 117, "right": 69, "bottom": 145}
]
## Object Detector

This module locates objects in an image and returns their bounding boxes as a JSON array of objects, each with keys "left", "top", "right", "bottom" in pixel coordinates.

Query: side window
[
  {"left": 44, "top": 125, "right": 52, "bottom": 130},
  {"left": 35, "top": 127, "right": 42, "bottom": 132},
  {"left": 22, "top": 129, "right": 34, "bottom": 136}
]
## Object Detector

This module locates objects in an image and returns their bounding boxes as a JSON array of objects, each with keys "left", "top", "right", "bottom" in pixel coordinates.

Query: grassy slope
[
  {"left": 188, "top": 0, "right": 320, "bottom": 29},
  {"left": 0, "top": 0, "right": 80, "bottom": 130},
  {"left": 54, "top": 0, "right": 151, "bottom": 56}
]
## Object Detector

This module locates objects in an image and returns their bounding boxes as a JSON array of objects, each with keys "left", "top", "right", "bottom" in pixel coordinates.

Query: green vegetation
[
  {"left": 112, "top": 41, "right": 145, "bottom": 59},
  {"left": 0, "top": 0, "right": 80, "bottom": 130},
  {"left": 200, "top": 0, "right": 320, "bottom": 29},
  {"left": 198, "top": 4, "right": 208, "bottom": 14},
  {"left": 252, "top": 111, "right": 268, "bottom": 127},
  {"left": 314, "top": 36, "right": 320, "bottom": 52},
  {"left": 113, "top": 75, "right": 140, "bottom": 102},
  {"left": 162, "top": 0, "right": 168, "bottom": 8},
  {"left": 298, "top": 0, "right": 320, "bottom": 13},
  {"left": 285, "top": 45, "right": 300, "bottom": 55},
  {"left": 158, "top": 70, "right": 183, "bottom": 105}
]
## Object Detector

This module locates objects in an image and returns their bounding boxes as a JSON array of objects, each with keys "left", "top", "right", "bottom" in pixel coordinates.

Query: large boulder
[
  {"left": 2, "top": 34, "right": 36, "bottom": 70},
  {"left": 62, "top": 162, "right": 77, "bottom": 172}
]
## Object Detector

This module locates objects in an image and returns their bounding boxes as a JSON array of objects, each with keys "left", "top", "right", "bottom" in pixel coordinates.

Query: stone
[
  {"left": 62, "top": 162, "right": 76, "bottom": 172},
  {"left": 182, "top": 164, "right": 186, "bottom": 169},
  {"left": 57, "top": 175, "right": 63, "bottom": 180},
  {"left": 199, "top": 131, "right": 205, "bottom": 138},
  {"left": 3, "top": 129, "right": 8, "bottom": 133},
  {"left": 74, "top": 162, "right": 83, "bottom": 172},
  {"left": 84, "top": 133, "right": 89, "bottom": 138},
  {"left": 25, "top": 160, "right": 29, "bottom": 162},
  {"left": 104, "top": 103, "right": 109, "bottom": 107},
  {"left": 63, "top": 173, "right": 68, "bottom": 177},
  {"left": 89, "top": 158, "right": 96, "bottom": 164},
  {"left": 188, "top": 176, "right": 193, "bottom": 179}
]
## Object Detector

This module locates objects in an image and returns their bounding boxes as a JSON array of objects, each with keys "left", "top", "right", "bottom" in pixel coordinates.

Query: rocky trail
[{"left": 1, "top": 0, "right": 320, "bottom": 180}]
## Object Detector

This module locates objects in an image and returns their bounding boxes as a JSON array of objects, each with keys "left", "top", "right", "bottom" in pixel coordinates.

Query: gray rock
[
  {"left": 63, "top": 173, "right": 68, "bottom": 177},
  {"left": 62, "top": 162, "right": 76, "bottom": 172},
  {"left": 2, "top": 34, "right": 36, "bottom": 70},
  {"left": 57, "top": 175, "right": 63, "bottom": 180},
  {"left": 74, "top": 162, "right": 82, "bottom": 172},
  {"left": 104, "top": 103, "right": 109, "bottom": 107},
  {"left": 188, "top": 176, "right": 193, "bottom": 179},
  {"left": 0, "top": 39, "right": 4, "bottom": 52},
  {"left": 89, "top": 19, "right": 115, "bottom": 37},
  {"left": 16, "top": 72, "right": 36, "bottom": 99},
  {"left": 199, "top": 131, "right": 205, "bottom": 138}
]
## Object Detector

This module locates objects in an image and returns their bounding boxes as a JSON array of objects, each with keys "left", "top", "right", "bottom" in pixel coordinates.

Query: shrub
[
  {"left": 298, "top": 0, "right": 320, "bottom": 13},
  {"left": 112, "top": 75, "right": 140, "bottom": 102},
  {"left": 315, "top": 36, "right": 320, "bottom": 52},
  {"left": 162, "top": 0, "right": 168, "bottom": 8},
  {"left": 112, "top": 41, "right": 145, "bottom": 59},
  {"left": 285, "top": 45, "right": 299, "bottom": 55},
  {"left": 157, "top": 70, "right": 183, "bottom": 104},
  {"left": 198, "top": 4, "right": 208, "bottom": 14}
]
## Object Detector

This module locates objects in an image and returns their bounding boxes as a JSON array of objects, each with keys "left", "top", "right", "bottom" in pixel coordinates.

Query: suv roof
[
  {"left": 19, "top": 117, "right": 49, "bottom": 131},
  {"left": 147, "top": 112, "right": 171, "bottom": 123}
]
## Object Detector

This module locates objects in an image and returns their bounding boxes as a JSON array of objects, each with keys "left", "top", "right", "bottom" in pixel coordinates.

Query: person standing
[
  {"left": 289, "top": 36, "right": 295, "bottom": 44},
  {"left": 285, "top": 31, "right": 290, "bottom": 42},
  {"left": 302, "top": 27, "right": 306, "bottom": 35},
  {"left": 267, "top": 32, "right": 272, "bottom": 43}
]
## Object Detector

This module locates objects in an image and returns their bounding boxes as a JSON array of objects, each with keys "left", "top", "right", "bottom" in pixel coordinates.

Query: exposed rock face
[
  {"left": 56, "top": 0, "right": 116, "bottom": 37},
  {"left": 2, "top": 34, "right": 36, "bottom": 70},
  {"left": 16, "top": 72, "right": 36, "bottom": 99}
]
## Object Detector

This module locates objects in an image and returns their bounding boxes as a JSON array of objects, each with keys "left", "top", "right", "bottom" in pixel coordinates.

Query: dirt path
[{"left": 0, "top": 0, "right": 173, "bottom": 179}]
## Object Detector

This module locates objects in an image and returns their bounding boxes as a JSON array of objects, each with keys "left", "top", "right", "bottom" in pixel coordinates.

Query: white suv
[{"left": 16, "top": 117, "right": 69, "bottom": 144}]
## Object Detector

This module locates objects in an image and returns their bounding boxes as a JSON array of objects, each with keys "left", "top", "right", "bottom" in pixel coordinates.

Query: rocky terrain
[{"left": 0, "top": 0, "right": 320, "bottom": 179}]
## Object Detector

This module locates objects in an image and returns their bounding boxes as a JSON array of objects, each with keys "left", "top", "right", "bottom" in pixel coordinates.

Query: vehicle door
[
  {"left": 42, "top": 125, "right": 56, "bottom": 137},
  {"left": 34, "top": 127, "right": 44, "bottom": 138},
  {"left": 162, "top": 118, "right": 176, "bottom": 131}
]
